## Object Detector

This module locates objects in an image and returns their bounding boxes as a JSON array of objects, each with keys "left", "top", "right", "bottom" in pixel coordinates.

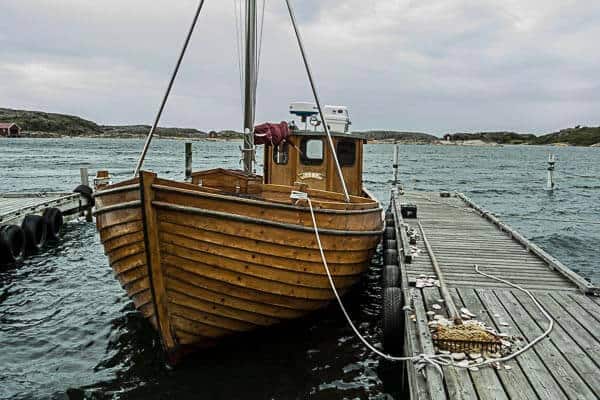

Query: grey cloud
[{"left": 0, "top": 0, "right": 598, "bottom": 134}]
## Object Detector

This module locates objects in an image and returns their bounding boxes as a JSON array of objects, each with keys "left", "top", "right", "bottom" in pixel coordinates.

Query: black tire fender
[
  {"left": 384, "top": 249, "right": 398, "bottom": 265},
  {"left": 383, "top": 287, "right": 405, "bottom": 355},
  {"left": 384, "top": 239, "right": 397, "bottom": 251},
  {"left": 385, "top": 214, "right": 394, "bottom": 227},
  {"left": 0, "top": 225, "right": 26, "bottom": 265},
  {"left": 74, "top": 184, "right": 94, "bottom": 207},
  {"left": 382, "top": 265, "right": 400, "bottom": 288},
  {"left": 22, "top": 215, "right": 47, "bottom": 253},
  {"left": 43, "top": 207, "right": 64, "bottom": 241},
  {"left": 384, "top": 227, "right": 395, "bottom": 240}
]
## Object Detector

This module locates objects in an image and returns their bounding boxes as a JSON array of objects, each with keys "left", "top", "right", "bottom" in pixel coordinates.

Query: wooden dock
[
  {"left": 389, "top": 190, "right": 600, "bottom": 400},
  {"left": 0, "top": 169, "right": 94, "bottom": 265},
  {"left": 0, "top": 192, "right": 87, "bottom": 226}
]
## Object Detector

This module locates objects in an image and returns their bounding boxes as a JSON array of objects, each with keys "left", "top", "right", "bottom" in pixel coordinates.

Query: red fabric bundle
[{"left": 254, "top": 121, "right": 289, "bottom": 146}]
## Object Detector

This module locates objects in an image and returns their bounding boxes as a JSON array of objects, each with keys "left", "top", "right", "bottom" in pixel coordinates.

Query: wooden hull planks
[{"left": 94, "top": 171, "right": 383, "bottom": 362}]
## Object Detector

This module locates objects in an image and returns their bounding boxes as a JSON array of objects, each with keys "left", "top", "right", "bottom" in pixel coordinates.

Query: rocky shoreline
[{"left": 2, "top": 107, "right": 599, "bottom": 147}]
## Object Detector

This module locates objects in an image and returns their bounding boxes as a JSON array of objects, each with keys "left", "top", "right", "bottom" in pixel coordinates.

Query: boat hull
[{"left": 95, "top": 171, "right": 383, "bottom": 361}]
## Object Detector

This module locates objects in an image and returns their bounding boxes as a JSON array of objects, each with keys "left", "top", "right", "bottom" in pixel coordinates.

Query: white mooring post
[
  {"left": 80, "top": 167, "right": 89, "bottom": 187},
  {"left": 546, "top": 154, "right": 556, "bottom": 191}
]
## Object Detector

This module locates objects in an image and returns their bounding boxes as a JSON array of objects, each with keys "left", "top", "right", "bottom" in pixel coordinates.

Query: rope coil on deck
[{"left": 302, "top": 191, "right": 556, "bottom": 376}]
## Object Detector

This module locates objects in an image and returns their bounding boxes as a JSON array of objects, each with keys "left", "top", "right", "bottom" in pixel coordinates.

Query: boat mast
[{"left": 242, "top": 0, "right": 258, "bottom": 174}]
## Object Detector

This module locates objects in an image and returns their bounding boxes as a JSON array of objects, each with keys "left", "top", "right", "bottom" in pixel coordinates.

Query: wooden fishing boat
[{"left": 94, "top": 0, "right": 383, "bottom": 363}]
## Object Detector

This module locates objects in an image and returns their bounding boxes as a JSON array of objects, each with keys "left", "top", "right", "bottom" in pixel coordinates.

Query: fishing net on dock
[{"left": 432, "top": 324, "right": 502, "bottom": 353}]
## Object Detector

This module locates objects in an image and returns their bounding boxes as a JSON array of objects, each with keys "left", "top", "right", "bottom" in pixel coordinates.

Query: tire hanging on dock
[
  {"left": 74, "top": 184, "right": 94, "bottom": 207},
  {"left": 21, "top": 215, "right": 47, "bottom": 254},
  {"left": 384, "top": 249, "right": 398, "bottom": 265},
  {"left": 382, "top": 265, "right": 400, "bottom": 288},
  {"left": 383, "top": 287, "right": 404, "bottom": 355},
  {"left": 0, "top": 225, "right": 26, "bottom": 265},
  {"left": 43, "top": 208, "right": 64, "bottom": 241}
]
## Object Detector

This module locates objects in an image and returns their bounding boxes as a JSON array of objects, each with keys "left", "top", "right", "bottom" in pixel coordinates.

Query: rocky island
[{"left": 1, "top": 107, "right": 599, "bottom": 146}]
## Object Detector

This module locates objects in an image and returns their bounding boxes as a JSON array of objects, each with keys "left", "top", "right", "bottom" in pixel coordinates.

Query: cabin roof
[
  {"left": 289, "top": 130, "right": 366, "bottom": 140},
  {"left": 0, "top": 123, "right": 17, "bottom": 129}
]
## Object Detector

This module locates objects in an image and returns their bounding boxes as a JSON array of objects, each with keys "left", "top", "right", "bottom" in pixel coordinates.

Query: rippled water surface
[{"left": 1, "top": 138, "right": 598, "bottom": 399}]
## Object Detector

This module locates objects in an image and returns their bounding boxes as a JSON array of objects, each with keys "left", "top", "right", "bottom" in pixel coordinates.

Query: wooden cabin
[
  {"left": 190, "top": 131, "right": 367, "bottom": 198},
  {"left": 263, "top": 131, "right": 366, "bottom": 196},
  {"left": 0, "top": 123, "right": 21, "bottom": 137}
]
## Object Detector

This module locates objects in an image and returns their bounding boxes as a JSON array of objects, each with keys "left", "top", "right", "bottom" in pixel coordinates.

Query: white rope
[
  {"left": 303, "top": 193, "right": 555, "bottom": 375},
  {"left": 233, "top": 0, "right": 244, "bottom": 110},
  {"left": 303, "top": 194, "right": 451, "bottom": 374},
  {"left": 472, "top": 264, "right": 554, "bottom": 366},
  {"left": 284, "top": 0, "right": 351, "bottom": 203}
]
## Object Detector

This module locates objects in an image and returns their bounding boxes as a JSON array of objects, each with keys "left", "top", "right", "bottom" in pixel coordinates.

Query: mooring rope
[
  {"left": 133, "top": 0, "right": 207, "bottom": 177},
  {"left": 284, "top": 0, "right": 351, "bottom": 203},
  {"left": 302, "top": 193, "right": 555, "bottom": 376}
]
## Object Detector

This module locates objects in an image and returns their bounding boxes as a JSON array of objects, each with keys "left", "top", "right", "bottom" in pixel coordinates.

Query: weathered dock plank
[
  {"left": 454, "top": 288, "right": 537, "bottom": 400},
  {"left": 422, "top": 287, "right": 479, "bottom": 400},
  {"left": 390, "top": 190, "right": 600, "bottom": 399},
  {"left": 0, "top": 192, "right": 85, "bottom": 225},
  {"left": 495, "top": 290, "right": 597, "bottom": 400}
]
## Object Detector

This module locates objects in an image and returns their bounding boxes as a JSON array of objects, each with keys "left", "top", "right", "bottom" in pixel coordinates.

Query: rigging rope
[
  {"left": 133, "top": 0, "right": 206, "bottom": 177},
  {"left": 256, "top": 0, "right": 267, "bottom": 87},
  {"left": 284, "top": 0, "right": 351, "bottom": 203},
  {"left": 233, "top": 0, "right": 244, "bottom": 110},
  {"left": 302, "top": 193, "right": 554, "bottom": 376}
]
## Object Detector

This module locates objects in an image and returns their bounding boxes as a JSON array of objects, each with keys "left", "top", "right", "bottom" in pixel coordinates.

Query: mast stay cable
[
  {"left": 255, "top": 0, "right": 267, "bottom": 94},
  {"left": 233, "top": 0, "right": 245, "bottom": 110},
  {"left": 133, "top": 0, "right": 207, "bottom": 177},
  {"left": 284, "top": 0, "right": 351, "bottom": 203}
]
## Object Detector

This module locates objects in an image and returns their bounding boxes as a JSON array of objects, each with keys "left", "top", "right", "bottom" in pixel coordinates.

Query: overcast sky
[{"left": 1, "top": 0, "right": 599, "bottom": 134}]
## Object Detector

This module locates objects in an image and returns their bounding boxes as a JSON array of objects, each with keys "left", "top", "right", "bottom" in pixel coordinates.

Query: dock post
[
  {"left": 80, "top": 167, "right": 89, "bottom": 187},
  {"left": 185, "top": 142, "right": 192, "bottom": 182},
  {"left": 547, "top": 154, "right": 556, "bottom": 191},
  {"left": 80, "top": 167, "right": 93, "bottom": 222},
  {"left": 393, "top": 142, "right": 399, "bottom": 187}
]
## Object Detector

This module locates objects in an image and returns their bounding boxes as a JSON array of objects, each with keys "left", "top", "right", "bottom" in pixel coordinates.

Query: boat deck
[
  {"left": 0, "top": 192, "right": 85, "bottom": 226},
  {"left": 390, "top": 191, "right": 600, "bottom": 400}
]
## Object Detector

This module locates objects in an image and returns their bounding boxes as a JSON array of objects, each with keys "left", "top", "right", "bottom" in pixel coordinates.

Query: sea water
[{"left": 0, "top": 138, "right": 598, "bottom": 399}]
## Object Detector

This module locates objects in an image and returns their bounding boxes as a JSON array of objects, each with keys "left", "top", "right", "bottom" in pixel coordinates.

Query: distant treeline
[
  {"left": 444, "top": 127, "right": 600, "bottom": 146},
  {"left": 1, "top": 107, "right": 599, "bottom": 146}
]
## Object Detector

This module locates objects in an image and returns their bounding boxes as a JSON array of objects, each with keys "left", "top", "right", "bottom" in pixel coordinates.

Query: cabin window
[
  {"left": 273, "top": 143, "right": 289, "bottom": 165},
  {"left": 336, "top": 141, "right": 356, "bottom": 166},
  {"left": 300, "top": 138, "right": 324, "bottom": 165}
]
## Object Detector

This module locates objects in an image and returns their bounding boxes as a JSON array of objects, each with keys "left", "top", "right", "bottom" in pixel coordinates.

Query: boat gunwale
[
  {"left": 151, "top": 184, "right": 382, "bottom": 215},
  {"left": 153, "top": 201, "right": 384, "bottom": 236},
  {"left": 93, "top": 200, "right": 141, "bottom": 216},
  {"left": 93, "top": 181, "right": 383, "bottom": 215},
  {"left": 93, "top": 184, "right": 140, "bottom": 198}
]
